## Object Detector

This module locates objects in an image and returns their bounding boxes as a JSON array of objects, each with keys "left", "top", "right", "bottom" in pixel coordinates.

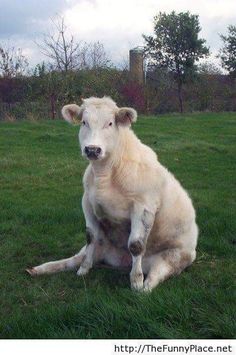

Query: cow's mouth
[{"left": 87, "top": 154, "right": 99, "bottom": 160}]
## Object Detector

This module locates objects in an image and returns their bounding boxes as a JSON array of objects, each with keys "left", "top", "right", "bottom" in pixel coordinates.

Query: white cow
[{"left": 27, "top": 97, "right": 198, "bottom": 292}]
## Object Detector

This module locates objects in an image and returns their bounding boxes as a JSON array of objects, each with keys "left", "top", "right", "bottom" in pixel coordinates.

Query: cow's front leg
[
  {"left": 128, "top": 203, "right": 155, "bottom": 291},
  {"left": 76, "top": 228, "right": 96, "bottom": 276},
  {"left": 77, "top": 193, "right": 100, "bottom": 276}
]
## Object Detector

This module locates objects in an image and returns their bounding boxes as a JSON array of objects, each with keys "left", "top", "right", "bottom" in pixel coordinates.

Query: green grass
[{"left": 0, "top": 112, "right": 235, "bottom": 339}]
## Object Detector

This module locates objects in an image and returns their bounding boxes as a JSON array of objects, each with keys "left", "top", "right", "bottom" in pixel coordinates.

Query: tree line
[{"left": 0, "top": 12, "right": 235, "bottom": 119}]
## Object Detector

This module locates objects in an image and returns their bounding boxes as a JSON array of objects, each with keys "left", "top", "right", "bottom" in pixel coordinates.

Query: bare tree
[
  {"left": 86, "top": 41, "right": 110, "bottom": 69},
  {"left": 0, "top": 44, "right": 28, "bottom": 77},
  {"left": 37, "top": 16, "right": 111, "bottom": 72},
  {"left": 37, "top": 16, "right": 82, "bottom": 72},
  {"left": 118, "top": 56, "right": 129, "bottom": 71}
]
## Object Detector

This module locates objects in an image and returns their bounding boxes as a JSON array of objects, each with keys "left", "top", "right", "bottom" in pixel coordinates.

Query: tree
[
  {"left": 36, "top": 16, "right": 82, "bottom": 72},
  {"left": 0, "top": 44, "right": 28, "bottom": 78},
  {"left": 37, "top": 16, "right": 110, "bottom": 72},
  {"left": 143, "top": 11, "right": 209, "bottom": 112},
  {"left": 31, "top": 62, "right": 72, "bottom": 119},
  {"left": 84, "top": 41, "right": 110, "bottom": 69},
  {"left": 218, "top": 25, "right": 236, "bottom": 78},
  {"left": 197, "top": 61, "right": 223, "bottom": 75}
]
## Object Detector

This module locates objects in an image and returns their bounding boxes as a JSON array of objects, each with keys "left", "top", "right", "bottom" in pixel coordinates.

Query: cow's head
[{"left": 62, "top": 97, "right": 137, "bottom": 161}]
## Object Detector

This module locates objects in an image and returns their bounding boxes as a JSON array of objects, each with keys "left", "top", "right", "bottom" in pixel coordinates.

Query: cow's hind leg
[
  {"left": 143, "top": 248, "right": 196, "bottom": 292},
  {"left": 26, "top": 245, "right": 86, "bottom": 276}
]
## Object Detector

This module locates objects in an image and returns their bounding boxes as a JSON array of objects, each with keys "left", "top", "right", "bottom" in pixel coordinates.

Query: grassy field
[{"left": 0, "top": 112, "right": 235, "bottom": 339}]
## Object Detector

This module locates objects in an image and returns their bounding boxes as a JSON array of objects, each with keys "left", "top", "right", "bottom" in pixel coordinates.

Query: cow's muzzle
[{"left": 84, "top": 145, "right": 102, "bottom": 160}]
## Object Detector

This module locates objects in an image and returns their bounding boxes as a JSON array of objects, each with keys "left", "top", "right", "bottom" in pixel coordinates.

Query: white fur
[{"left": 28, "top": 97, "right": 198, "bottom": 292}]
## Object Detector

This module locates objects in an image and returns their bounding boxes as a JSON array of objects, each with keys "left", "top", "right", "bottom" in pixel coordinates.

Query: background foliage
[{"left": 0, "top": 12, "right": 235, "bottom": 120}]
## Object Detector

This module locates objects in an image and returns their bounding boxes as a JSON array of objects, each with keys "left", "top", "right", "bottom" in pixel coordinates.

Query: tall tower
[{"left": 129, "top": 47, "right": 144, "bottom": 84}]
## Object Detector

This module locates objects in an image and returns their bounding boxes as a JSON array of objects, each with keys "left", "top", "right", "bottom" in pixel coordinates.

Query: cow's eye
[
  {"left": 82, "top": 121, "right": 90, "bottom": 129},
  {"left": 109, "top": 122, "right": 113, "bottom": 126}
]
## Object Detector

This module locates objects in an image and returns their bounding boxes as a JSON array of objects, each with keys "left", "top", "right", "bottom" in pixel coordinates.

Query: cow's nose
[{"left": 84, "top": 145, "right": 102, "bottom": 159}]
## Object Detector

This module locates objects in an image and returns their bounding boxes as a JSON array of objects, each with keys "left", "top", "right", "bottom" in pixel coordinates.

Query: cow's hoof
[
  {"left": 143, "top": 285, "right": 152, "bottom": 293},
  {"left": 131, "top": 283, "right": 144, "bottom": 292},
  {"left": 77, "top": 266, "right": 89, "bottom": 276},
  {"left": 130, "top": 272, "right": 144, "bottom": 291},
  {"left": 143, "top": 280, "right": 153, "bottom": 293},
  {"left": 131, "top": 279, "right": 144, "bottom": 292},
  {"left": 26, "top": 267, "right": 37, "bottom": 276}
]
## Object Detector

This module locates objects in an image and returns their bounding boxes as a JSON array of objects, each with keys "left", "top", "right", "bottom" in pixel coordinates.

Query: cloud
[
  {"left": 64, "top": 0, "right": 236, "bottom": 64},
  {"left": 0, "top": 0, "right": 235, "bottom": 67},
  {"left": 0, "top": 0, "right": 68, "bottom": 38}
]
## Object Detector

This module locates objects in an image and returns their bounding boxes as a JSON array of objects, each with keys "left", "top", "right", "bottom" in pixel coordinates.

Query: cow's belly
[
  {"left": 99, "top": 217, "right": 131, "bottom": 250},
  {"left": 87, "top": 185, "right": 131, "bottom": 249}
]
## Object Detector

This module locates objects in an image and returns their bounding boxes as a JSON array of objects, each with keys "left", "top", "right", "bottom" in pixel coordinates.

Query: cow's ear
[
  {"left": 61, "top": 104, "right": 82, "bottom": 124},
  {"left": 115, "top": 107, "right": 137, "bottom": 127}
]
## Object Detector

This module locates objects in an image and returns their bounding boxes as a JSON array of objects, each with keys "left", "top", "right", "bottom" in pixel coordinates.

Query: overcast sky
[{"left": 0, "top": 0, "right": 236, "bottom": 68}]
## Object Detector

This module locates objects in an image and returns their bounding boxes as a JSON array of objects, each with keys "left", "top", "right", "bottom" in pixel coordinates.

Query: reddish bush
[{"left": 119, "top": 81, "right": 146, "bottom": 112}]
